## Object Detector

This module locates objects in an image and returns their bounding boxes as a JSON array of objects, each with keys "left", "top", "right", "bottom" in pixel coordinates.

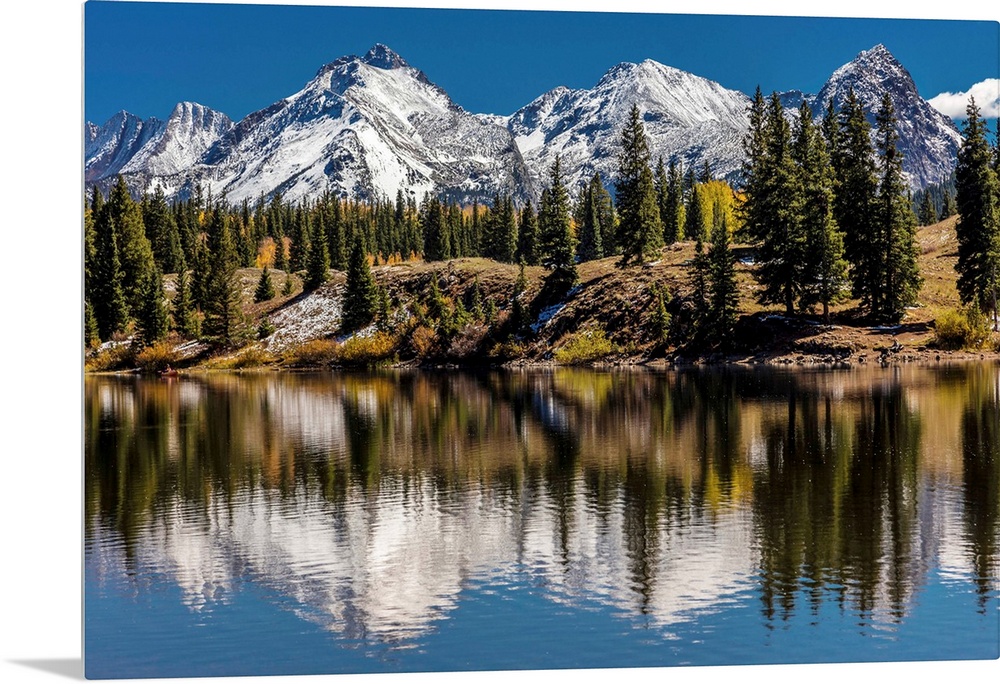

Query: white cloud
[{"left": 928, "top": 79, "right": 1000, "bottom": 119}]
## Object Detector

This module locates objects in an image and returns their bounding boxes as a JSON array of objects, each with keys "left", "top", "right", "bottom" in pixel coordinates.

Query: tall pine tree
[
  {"left": 341, "top": 233, "right": 378, "bottom": 332},
  {"left": 873, "top": 92, "right": 922, "bottom": 322},
  {"left": 615, "top": 104, "right": 662, "bottom": 265},
  {"left": 538, "top": 156, "right": 578, "bottom": 284},
  {"left": 954, "top": 97, "right": 1000, "bottom": 328},
  {"left": 793, "top": 102, "right": 848, "bottom": 321}
]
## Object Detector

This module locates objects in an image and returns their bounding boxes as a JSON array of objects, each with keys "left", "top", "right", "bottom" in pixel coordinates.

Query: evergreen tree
[
  {"left": 202, "top": 208, "right": 244, "bottom": 344},
  {"left": 173, "top": 268, "right": 199, "bottom": 338},
  {"left": 421, "top": 196, "right": 449, "bottom": 262},
  {"left": 663, "top": 159, "right": 684, "bottom": 244},
  {"left": 341, "top": 234, "right": 378, "bottom": 332},
  {"left": 91, "top": 193, "right": 128, "bottom": 340},
  {"left": 576, "top": 175, "right": 605, "bottom": 262},
  {"left": 517, "top": 202, "right": 539, "bottom": 266},
  {"left": 918, "top": 192, "right": 937, "bottom": 226},
  {"left": 650, "top": 284, "right": 671, "bottom": 343},
  {"left": 288, "top": 205, "right": 310, "bottom": 272},
  {"left": 510, "top": 261, "right": 532, "bottom": 335},
  {"left": 689, "top": 238, "right": 710, "bottom": 333},
  {"left": 684, "top": 183, "right": 705, "bottom": 241},
  {"left": 106, "top": 176, "right": 157, "bottom": 317},
  {"left": 282, "top": 272, "right": 294, "bottom": 296},
  {"left": 84, "top": 300, "right": 100, "bottom": 349},
  {"left": 304, "top": 216, "right": 330, "bottom": 290},
  {"left": 954, "top": 97, "right": 1000, "bottom": 328},
  {"left": 135, "top": 265, "right": 170, "bottom": 347},
  {"left": 485, "top": 194, "right": 518, "bottom": 263},
  {"left": 143, "top": 185, "right": 185, "bottom": 274},
  {"left": 941, "top": 191, "right": 957, "bottom": 221},
  {"left": 615, "top": 104, "right": 662, "bottom": 265},
  {"left": 538, "top": 156, "right": 578, "bottom": 284},
  {"left": 707, "top": 214, "right": 739, "bottom": 341},
  {"left": 324, "top": 193, "right": 348, "bottom": 271},
  {"left": 873, "top": 92, "right": 922, "bottom": 321},
  {"left": 254, "top": 266, "right": 275, "bottom": 303},
  {"left": 739, "top": 91, "right": 806, "bottom": 315},
  {"left": 793, "top": 102, "right": 848, "bottom": 321},
  {"left": 831, "top": 88, "right": 880, "bottom": 312}
]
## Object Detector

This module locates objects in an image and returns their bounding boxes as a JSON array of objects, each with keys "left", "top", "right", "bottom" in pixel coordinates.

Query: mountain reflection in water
[{"left": 84, "top": 366, "right": 1000, "bottom": 677}]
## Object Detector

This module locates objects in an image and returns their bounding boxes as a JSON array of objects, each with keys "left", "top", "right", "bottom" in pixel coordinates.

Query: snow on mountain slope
[
  {"left": 810, "top": 44, "right": 961, "bottom": 190},
  {"left": 121, "top": 102, "right": 233, "bottom": 179},
  {"left": 85, "top": 111, "right": 166, "bottom": 184},
  {"left": 85, "top": 43, "right": 959, "bottom": 205},
  {"left": 506, "top": 59, "right": 751, "bottom": 196},
  {"left": 84, "top": 103, "right": 232, "bottom": 197},
  {"left": 194, "top": 44, "right": 531, "bottom": 204}
]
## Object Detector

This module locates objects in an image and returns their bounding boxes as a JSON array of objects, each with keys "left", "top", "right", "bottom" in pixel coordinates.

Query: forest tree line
[{"left": 84, "top": 87, "right": 999, "bottom": 356}]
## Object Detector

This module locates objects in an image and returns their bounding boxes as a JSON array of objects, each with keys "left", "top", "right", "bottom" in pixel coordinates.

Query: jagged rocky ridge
[{"left": 85, "top": 43, "right": 961, "bottom": 204}]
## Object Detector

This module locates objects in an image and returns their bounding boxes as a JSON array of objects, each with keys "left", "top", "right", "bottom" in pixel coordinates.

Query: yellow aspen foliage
[
  {"left": 697, "top": 179, "right": 742, "bottom": 236},
  {"left": 256, "top": 237, "right": 276, "bottom": 268}
]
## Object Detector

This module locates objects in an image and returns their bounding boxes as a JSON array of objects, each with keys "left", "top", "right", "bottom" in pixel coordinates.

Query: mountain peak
[{"left": 362, "top": 43, "right": 408, "bottom": 70}]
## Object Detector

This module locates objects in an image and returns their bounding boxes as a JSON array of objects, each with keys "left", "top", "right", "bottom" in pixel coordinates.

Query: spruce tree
[
  {"left": 107, "top": 177, "right": 157, "bottom": 316},
  {"left": 918, "top": 192, "right": 937, "bottom": 226},
  {"left": 84, "top": 300, "right": 100, "bottom": 349},
  {"left": 421, "top": 196, "right": 449, "bottom": 262},
  {"left": 707, "top": 214, "right": 739, "bottom": 341},
  {"left": 304, "top": 217, "right": 330, "bottom": 290},
  {"left": 517, "top": 202, "right": 539, "bottom": 266},
  {"left": 832, "top": 88, "right": 880, "bottom": 312},
  {"left": 254, "top": 266, "right": 275, "bottom": 303},
  {"left": 324, "top": 192, "right": 348, "bottom": 271},
  {"left": 954, "top": 97, "right": 1000, "bottom": 328},
  {"left": 576, "top": 176, "right": 605, "bottom": 262},
  {"left": 341, "top": 234, "right": 378, "bottom": 332},
  {"left": 173, "top": 268, "right": 199, "bottom": 338},
  {"left": 663, "top": 159, "right": 684, "bottom": 244},
  {"left": 510, "top": 261, "right": 532, "bottom": 336},
  {"left": 615, "top": 104, "right": 661, "bottom": 265},
  {"left": 684, "top": 183, "right": 705, "bottom": 241},
  {"left": 874, "top": 92, "right": 922, "bottom": 321},
  {"left": 143, "top": 185, "right": 185, "bottom": 274},
  {"left": 941, "top": 191, "right": 957, "bottom": 221},
  {"left": 689, "top": 238, "right": 710, "bottom": 334},
  {"left": 651, "top": 285, "right": 671, "bottom": 343},
  {"left": 135, "top": 265, "right": 170, "bottom": 348},
  {"left": 91, "top": 195, "right": 128, "bottom": 340},
  {"left": 740, "top": 92, "right": 805, "bottom": 316},
  {"left": 538, "top": 156, "right": 578, "bottom": 284},
  {"left": 793, "top": 102, "right": 848, "bottom": 321},
  {"left": 202, "top": 208, "right": 244, "bottom": 344}
]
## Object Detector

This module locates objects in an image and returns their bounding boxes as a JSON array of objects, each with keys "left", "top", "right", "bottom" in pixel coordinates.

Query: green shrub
[
  {"left": 934, "top": 306, "right": 992, "bottom": 350},
  {"left": 554, "top": 329, "right": 617, "bottom": 365}
]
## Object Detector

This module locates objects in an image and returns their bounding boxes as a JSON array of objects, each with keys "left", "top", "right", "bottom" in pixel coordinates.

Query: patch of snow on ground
[
  {"left": 530, "top": 286, "right": 580, "bottom": 333},
  {"left": 264, "top": 286, "right": 344, "bottom": 352}
]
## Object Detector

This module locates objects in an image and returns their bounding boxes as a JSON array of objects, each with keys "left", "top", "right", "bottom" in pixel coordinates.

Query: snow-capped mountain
[
  {"left": 85, "top": 103, "right": 233, "bottom": 197},
  {"left": 190, "top": 44, "right": 530, "bottom": 204},
  {"left": 505, "top": 60, "right": 751, "bottom": 195},
  {"left": 85, "top": 110, "right": 166, "bottom": 184},
  {"left": 85, "top": 43, "right": 960, "bottom": 205},
  {"left": 809, "top": 44, "right": 962, "bottom": 190}
]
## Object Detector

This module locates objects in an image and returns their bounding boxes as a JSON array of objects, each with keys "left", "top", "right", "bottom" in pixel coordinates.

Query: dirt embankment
[{"left": 144, "top": 217, "right": 998, "bottom": 370}]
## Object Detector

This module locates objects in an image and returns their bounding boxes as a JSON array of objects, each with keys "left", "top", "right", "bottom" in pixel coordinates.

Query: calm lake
[{"left": 84, "top": 365, "right": 999, "bottom": 679}]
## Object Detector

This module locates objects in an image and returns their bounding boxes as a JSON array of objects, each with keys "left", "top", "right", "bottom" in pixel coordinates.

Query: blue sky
[{"left": 84, "top": 2, "right": 999, "bottom": 126}]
